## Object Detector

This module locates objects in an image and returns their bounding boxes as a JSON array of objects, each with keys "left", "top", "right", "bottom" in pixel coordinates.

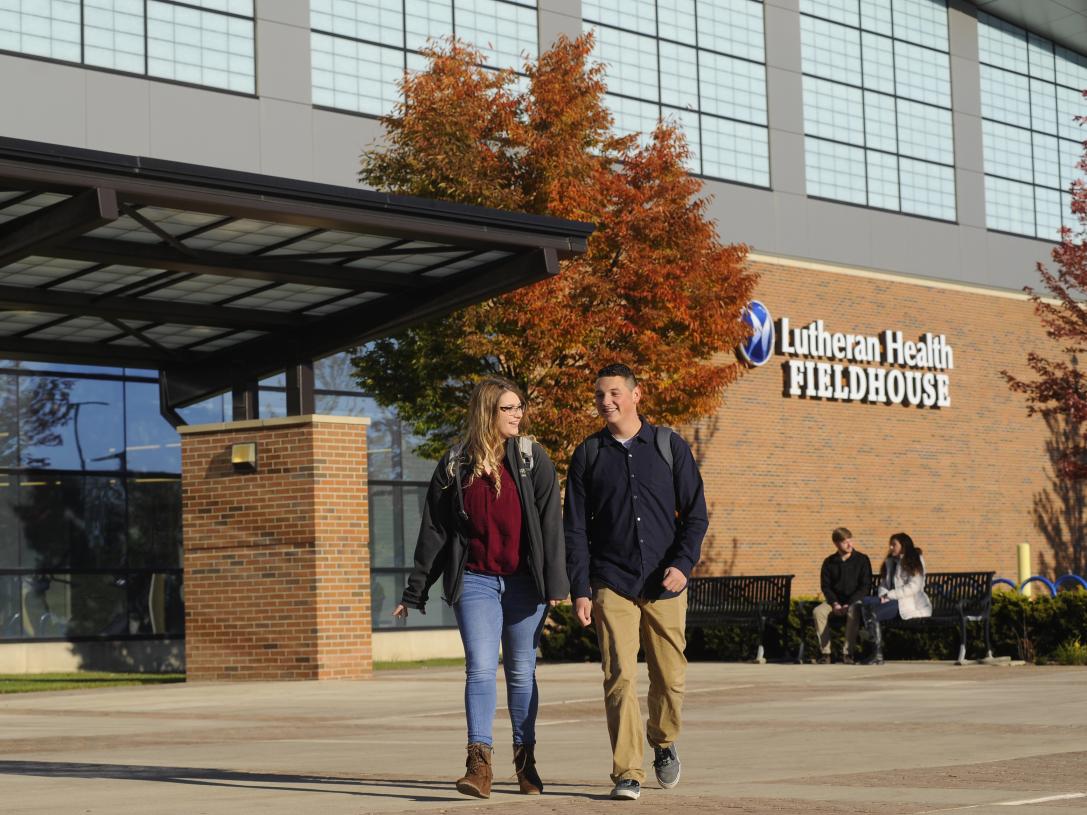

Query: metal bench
[
  {"left": 874, "top": 570, "right": 996, "bottom": 664},
  {"left": 686, "top": 575, "right": 794, "bottom": 663}
]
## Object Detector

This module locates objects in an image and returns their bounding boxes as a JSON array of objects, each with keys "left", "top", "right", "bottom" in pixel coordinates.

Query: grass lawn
[
  {"left": 0, "top": 673, "right": 185, "bottom": 694},
  {"left": 374, "top": 657, "right": 464, "bottom": 671}
]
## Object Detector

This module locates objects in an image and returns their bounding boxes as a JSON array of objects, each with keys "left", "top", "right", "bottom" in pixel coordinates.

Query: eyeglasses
[{"left": 498, "top": 403, "right": 525, "bottom": 414}]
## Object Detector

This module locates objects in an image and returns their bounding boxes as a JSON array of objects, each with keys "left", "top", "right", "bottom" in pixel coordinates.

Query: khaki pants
[
  {"left": 812, "top": 601, "right": 861, "bottom": 656},
  {"left": 593, "top": 586, "right": 687, "bottom": 783}
]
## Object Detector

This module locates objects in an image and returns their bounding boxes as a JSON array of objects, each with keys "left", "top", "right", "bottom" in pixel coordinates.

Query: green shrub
[{"left": 538, "top": 590, "right": 1087, "bottom": 664}]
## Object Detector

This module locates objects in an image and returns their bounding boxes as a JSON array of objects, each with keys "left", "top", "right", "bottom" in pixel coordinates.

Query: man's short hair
[
  {"left": 597, "top": 363, "right": 638, "bottom": 388},
  {"left": 831, "top": 527, "right": 852, "bottom": 544}
]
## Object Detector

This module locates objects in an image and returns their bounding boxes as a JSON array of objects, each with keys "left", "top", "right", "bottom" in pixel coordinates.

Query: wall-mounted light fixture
[{"left": 231, "top": 441, "right": 258, "bottom": 471}]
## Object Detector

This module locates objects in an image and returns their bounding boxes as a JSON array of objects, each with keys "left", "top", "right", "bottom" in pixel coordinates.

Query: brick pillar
[{"left": 179, "top": 415, "right": 371, "bottom": 680}]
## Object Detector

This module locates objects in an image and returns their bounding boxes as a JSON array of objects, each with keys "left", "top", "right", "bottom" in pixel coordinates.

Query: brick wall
[
  {"left": 180, "top": 415, "right": 371, "bottom": 680},
  {"left": 686, "top": 256, "right": 1070, "bottom": 596}
]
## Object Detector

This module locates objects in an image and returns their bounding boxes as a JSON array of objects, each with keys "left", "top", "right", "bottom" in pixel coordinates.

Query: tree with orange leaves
[
  {"left": 354, "top": 34, "right": 757, "bottom": 468},
  {"left": 1005, "top": 101, "right": 1087, "bottom": 479}
]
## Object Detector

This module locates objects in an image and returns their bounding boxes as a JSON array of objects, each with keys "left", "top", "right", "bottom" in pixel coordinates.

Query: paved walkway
[{"left": 0, "top": 661, "right": 1084, "bottom": 814}]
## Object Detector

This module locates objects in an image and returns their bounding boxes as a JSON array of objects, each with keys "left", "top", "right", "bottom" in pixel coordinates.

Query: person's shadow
[{"left": 0, "top": 760, "right": 611, "bottom": 801}]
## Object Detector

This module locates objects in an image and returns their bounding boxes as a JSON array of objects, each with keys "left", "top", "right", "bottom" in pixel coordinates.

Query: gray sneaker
[
  {"left": 610, "top": 779, "right": 641, "bottom": 800},
  {"left": 653, "top": 744, "right": 680, "bottom": 788}
]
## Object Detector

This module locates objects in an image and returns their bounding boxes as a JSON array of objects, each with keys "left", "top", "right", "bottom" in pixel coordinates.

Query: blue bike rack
[
  {"left": 1019, "top": 576, "right": 1057, "bottom": 596},
  {"left": 991, "top": 577, "right": 1018, "bottom": 591},
  {"left": 1054, "top": 574, "right": 1087, "bottom": 592}
]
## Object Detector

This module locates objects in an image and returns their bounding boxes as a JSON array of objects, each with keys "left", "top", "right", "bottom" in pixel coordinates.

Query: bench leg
[
  {"left": 754, "top": 618, "right": 767, "bottom": 664},
  {"left": 956, "top": 617, "right": 967, "bottom": 665},
  {"left": 796, "top": 640, "right": 806, "bottom": 664}
]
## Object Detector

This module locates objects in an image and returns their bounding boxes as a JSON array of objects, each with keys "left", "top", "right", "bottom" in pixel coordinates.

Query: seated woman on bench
[{"left": 861, "top": 532, "right": 932, "bottom": 664}]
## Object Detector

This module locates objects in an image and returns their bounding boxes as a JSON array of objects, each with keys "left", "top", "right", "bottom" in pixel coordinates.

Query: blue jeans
[
  {"left": 454, "top": 570, "right": 548, "bottom": 747},
  {"left": 862, "top": 595, "right": 900, "bottom": 622}
]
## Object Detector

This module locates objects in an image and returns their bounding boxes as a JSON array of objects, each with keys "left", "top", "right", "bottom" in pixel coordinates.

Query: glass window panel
[
  {"left": 15, "top": 475, "right": 125, "bottom": 571},
  {"left": 696, "top": 0, "right": 764, "bottom": 63},
  {"left": 314, "top": 352, "right": 361, "bottom": 392},
  {"left": 800, "top": 15, "right": 860, "bottom": 84},
  {"left": 0, "top": 372, "right": 16, "bottom": 468},
  {"left": 866, "top": 150, "right": 899, "bottom": 210},
  {"left": 1030, "top": 79, "right": 1059, "bottom": 135},
  {"left": 64, "top": 573, "right": 128, "bottom": 637},
  {"left": 982, "top": 120, "right": 1034, "bottom": 184},
  {"left": 985, "top": 175, "right": 1036, "bottom": 234},
  {"left": 1063, "top": 192, "right": 1076, "bottom": 230},
  {"left": 454, "top": 0, "right": 536, "bottom": 72},
  {"left": 20, "top": 572, "right": 72, "bottom": 638},
  {"left": 310, "top": 0, "right": 403, "bottom": 48},
  {"left": 978, "top": 11, "right": 1027, "bottom": 74},
  {"left": 893, "top": 39, "right": 950, "bottom": 107},
  {"left": 799, "top": 0, "right": 859, "bottom": 28},
  {"left": 401, "top": 426, "right": 438, "bottom": 480},
  {"left": 1056, "top": 85, "right": 1085, "bottom": 142},
  {"left": 1055, "top": 45, "right": 1087, "bottom": 91},
  {"left": 1031, "top": 132, "right": 1061, "bottom": 189},
  {"left": 699, "top": 50, "right": 767, "bottom": 125},
  {"left": 806, "top": 137, "right": 867, "bottom": 204},
  {"left": 660, "top": 41, "right": 698, "bottom": 111},
  {"left": 0, "top": 476, "right": 19, "bottom": 569},
  {"left": 147, "top": 1, "right": 255, "bottom": 93},
  {"left": 864, "top": 90, "right": 898, "bottom": 152},
  {"left": 582, "top": 0, "right": 655, "bottom": 35},
  {"left": 1027, "top": 33, "right": 1055, "bottom": 82},
  {"left": 899, "top": 157, "right": 954, "bottom": 220},
  {"left": 125, "top": 381, "right": 181, "bottom": 473},
  {"left": 176, "top": 393, "right": 227, "bottom": 425},
  {"left": 861, "top": 32, "right": 895, "bottom": 94},
  {"left": 980, "top": 65, "right": 1031, "bottom": 130},
  {"left": 369, "top": 484, "right": 400, "bottom": 569},
  {"left": 83, "top": 0, "right": 146, "bottom": 73},
  {"left": 895, "top": 98, "right": 952, "bottom": 164},
  {"left": 891, "top": 0, "right": 947, "bottom": 52},
  {"left": 860, "top": 0, "right": 891, "bottom": 36},
  {"left": 1059, "top": 139, "right": 1086, "bottom": 189},
  {"left": 664, "top": 105, "right": 702, "bottom": 174},
  {"left": 0, "top": 575, "right": 21, "bottom": 638},
  {"left": 606, "top": 94, "right": 660, "bottom": 145},
  {"left": 1035, "top": 186, "right": 1064, "bottom": 241},
  {"left": 1, "top": 0, "right": 81, "bottom": 61},
  {"left": 128, "top": 478, "right": 181, "bottom": 568},
  {"left": 803, "top": 76, "right": 864, "bottom": 144},
  {"left": 404, "top": 0, "right": 452, "bottom": 52},
  {"left": 372, "top": 570, "right": 457, "bottom": 627},
  {"left": 594, "top": 24, "right": 659, "bottom": 102},
  {"left": 657, "top": 0, "right": 696, "bottom": 45},
  {"left": 19, "top": 377, "right": 124, "bottom": 471},
  {"left": 701, "top": 116, "right": 769, "bottom": 186},
  {"left": 311, "top": 31, "right": 403, "bottom": 115},
  {"left": 258, "top": 389, "right": 286, "bottom": 419}
]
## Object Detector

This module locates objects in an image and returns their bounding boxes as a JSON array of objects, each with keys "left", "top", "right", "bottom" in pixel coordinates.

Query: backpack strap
[
  {"left": 654, "top": 426, "right": 674, "bottom": 474},
  {"left": 517, "top": 435, "right": 535, "bottom": 472}
]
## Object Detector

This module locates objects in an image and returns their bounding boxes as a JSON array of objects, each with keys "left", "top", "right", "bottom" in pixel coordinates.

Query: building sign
[{"left": 779, "top": 318, "right": 953, "bottom": 407}]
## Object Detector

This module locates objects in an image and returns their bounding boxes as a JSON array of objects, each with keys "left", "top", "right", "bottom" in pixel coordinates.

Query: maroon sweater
[{"left": 463, "top": 459, "right": 524, "bottom": 575}]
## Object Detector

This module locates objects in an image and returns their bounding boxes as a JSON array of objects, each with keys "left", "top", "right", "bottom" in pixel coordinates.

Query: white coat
[{"left": 877, "top": 556, "right": 932, "bottom": 619}]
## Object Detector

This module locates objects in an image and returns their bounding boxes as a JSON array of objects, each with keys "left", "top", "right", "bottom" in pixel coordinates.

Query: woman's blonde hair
[{"left": 447, "top": 377, "right": 527, "bottom": 495}]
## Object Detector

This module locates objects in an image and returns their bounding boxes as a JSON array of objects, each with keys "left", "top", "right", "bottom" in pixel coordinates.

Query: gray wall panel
[
  {"left": 257, "top": 0, "right": 309, "bottom": 27},
  {"left": 257, "top": 21, "right": 312, "bottom": 104},
  {"left": 313, "top": 109, "right": 384, "bottom": 187},
  {"left": 259, "top": 99, "right": 315, "bottom": 179},
  {"left": 0, "top": 56, "right": 86, "bottom": 147},
  {"left": 148, "top": 84, "right": 262, "bottom": 172},
  {"left": 85, "top": 71, "right": 151, "bottom": 156}
]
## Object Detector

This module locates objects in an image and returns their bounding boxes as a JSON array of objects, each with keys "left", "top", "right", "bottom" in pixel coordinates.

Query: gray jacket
[{"left": 400, "top": 437, "right": 568, "bottom": 612}]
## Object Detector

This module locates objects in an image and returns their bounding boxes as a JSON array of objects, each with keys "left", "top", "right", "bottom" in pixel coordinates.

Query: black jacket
[
  {"left": 400, "top": 437, "right": 568, "bottom": 612},
  {"left": 820, "top": 550, "right": 873, "bottom": 605}
]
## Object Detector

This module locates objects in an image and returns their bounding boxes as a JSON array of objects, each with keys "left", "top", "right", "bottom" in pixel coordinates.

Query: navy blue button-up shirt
[{"left": 564, "top": 418, "right": 709, "bottom": 600}]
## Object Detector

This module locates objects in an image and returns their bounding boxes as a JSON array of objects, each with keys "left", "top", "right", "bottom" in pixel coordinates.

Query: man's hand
[
  {"left": 662, "top": 567, "right": 687, "bottom": 593},
  {"left": 574, "top": 596, "right": 593, "bottom": 627},
  {"left": 832, "top": 602, "right": 844, "bottom": 615},
  {"left": 392, "top": 603, "right": 408, "bottom": 619}
]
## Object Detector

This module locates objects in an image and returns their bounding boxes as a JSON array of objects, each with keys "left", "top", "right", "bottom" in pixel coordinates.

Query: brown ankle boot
[
  {"left": 513, "top": 743, "right": 543, "bottom": 794},
  {"left": 456, "top": 743, "right": 492, "bottom": 798}
]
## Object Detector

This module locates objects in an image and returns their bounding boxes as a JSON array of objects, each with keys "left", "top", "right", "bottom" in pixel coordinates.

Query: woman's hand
[
  {"left": 393, "top": 603, "right": 409, "bottom": 619},
  {"left": 548, "top": 599, "right": 563, "bottom": 607}
]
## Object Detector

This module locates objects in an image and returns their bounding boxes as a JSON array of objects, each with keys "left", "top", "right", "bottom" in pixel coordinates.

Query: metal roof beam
[
  {"left": 158, "top": 247, "right": 559, "bottom": 409},
  {"left": 0, "top": 283, "right": 306, "bottom": 330},
  {"left": 0, "top": 335, "right": 178, "bottom": 367},
  {"left": 54, "top": 236, "right": 429, "bottom": 293},
  {"left": 0, "top": 187, "right": 118, "bottom": 268}
]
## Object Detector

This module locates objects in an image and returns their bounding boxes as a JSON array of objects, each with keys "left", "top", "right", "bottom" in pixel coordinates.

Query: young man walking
[
  {"left": 564, "top": 364, "right": 708, "bottom": 800},
  {"left": 812, "top": 527, "right": 872, "bottom": 664}
]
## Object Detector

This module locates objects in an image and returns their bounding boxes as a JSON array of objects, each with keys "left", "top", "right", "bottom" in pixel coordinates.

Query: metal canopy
[{"left": 0, "top": 138, "right": 593, "bottom": 414}]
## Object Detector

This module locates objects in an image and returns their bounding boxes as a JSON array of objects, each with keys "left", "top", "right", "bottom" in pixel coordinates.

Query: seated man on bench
[{"left": 812, "top": 527, "right": 872, "bottom": 664}]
